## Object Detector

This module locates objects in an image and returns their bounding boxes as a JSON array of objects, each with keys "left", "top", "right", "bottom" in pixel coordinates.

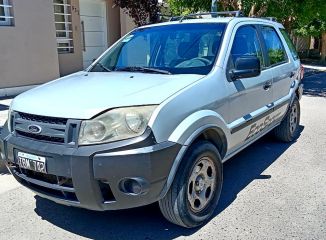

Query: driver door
[{"left": 227, "top": 24, "right": 274, "bottom": 150}]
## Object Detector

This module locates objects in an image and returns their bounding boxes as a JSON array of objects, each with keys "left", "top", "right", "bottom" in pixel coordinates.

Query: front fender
[
  {"left": 168, "top": 110, "right": 229, "bottom": 145},
  {"left": 160, "top": 110, "right": 230, "bottom": 198}
]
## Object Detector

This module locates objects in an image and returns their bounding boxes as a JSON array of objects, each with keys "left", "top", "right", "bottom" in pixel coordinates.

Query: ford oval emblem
[{"left": 28, "top": 125, "right": 42, "bottom": 134}]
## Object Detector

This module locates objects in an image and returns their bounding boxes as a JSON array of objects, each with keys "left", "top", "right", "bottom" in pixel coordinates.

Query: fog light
[{"left": 119, "top": 178, "right": 149, "bottom": 195}]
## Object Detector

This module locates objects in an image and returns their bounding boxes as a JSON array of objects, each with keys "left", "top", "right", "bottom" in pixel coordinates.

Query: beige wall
[
  {"left": 0, "top": 0, "right": 136, "bottom": 92},
  {"left": 57, "top": 0, "right": 83, "bottom": 76},
  {"left": 120, "top": 9, "right": 136, "bottom": 36},
  {"left": 0, "top": 0, "right": 60, "bottom": 89}
]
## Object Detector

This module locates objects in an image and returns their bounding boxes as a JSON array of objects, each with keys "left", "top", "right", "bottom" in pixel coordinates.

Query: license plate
[{"left": 16, "top": 152, "right": 47, "bottom": 173}]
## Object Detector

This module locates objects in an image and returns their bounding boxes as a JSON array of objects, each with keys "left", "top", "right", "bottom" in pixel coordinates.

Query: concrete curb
[
  {"left": 302, "top": 64, "right": 326, "bottom": 71},
  {"left": 0, "top": 84, "right": 38, "bottom": 99}
]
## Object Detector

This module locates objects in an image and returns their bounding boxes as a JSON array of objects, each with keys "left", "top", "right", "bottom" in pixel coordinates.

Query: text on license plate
[{"left": 17, "top": 152, "right": 47, "bottom": 173}]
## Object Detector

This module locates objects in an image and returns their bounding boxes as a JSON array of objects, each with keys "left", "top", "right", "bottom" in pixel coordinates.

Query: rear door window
[{"left": 261, "top": 26, "right": 288, "bottom": 66}]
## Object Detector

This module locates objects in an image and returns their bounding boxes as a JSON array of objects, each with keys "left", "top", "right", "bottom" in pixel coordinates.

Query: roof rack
[
  {"left": 260, "top": 17, "right": 277, "bottom": 22},
  {"left": 170, "top": 11, "right": 243, "bottom": 22}
]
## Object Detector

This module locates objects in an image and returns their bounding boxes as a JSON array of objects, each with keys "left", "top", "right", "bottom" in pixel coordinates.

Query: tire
[
  {"left": 159, "top": 140, "right": 223, "bottom": 228},
  {"left": 274, "top": 97, "right": 300, "bottom": 142}
]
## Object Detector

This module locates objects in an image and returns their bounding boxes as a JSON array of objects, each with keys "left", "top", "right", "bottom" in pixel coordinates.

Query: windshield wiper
[
  {"left": 94, "top": 62, "right": 112, "bottom": 72},
  {"left": 115, "top": 66, "right": 171, "bottom": 75}
]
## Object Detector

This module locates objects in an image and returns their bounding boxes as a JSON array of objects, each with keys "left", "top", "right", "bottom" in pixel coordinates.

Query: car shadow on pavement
[
  {"left": 33, "top": 126, "right": 304, "bottom": 240},
  {"left": 34, "top": 200, "right": 197, "bottom": 240},
  {"left": 215, "top": 125, "right": 303, "bottom": 216},
  {"left": 302, "top": 72, "right": 326, "bottom": 97}
]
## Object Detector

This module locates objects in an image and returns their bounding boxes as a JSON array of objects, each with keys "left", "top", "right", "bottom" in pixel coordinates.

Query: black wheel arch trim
[{"left": 160, "top": 125, "right": 227, "bottom": 199}]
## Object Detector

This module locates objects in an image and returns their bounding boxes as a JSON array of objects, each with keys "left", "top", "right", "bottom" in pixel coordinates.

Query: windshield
[{"left": 90, "top": 23, "right": 226, "bottom": 75}]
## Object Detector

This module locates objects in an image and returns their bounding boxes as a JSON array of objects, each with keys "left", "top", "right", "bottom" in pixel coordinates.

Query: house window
[
  {"left": 0, "top": 0, "right": 14, "bottom": 26},
  {"left": 53, "top": 0, "right": 74, "bottom": 53}
]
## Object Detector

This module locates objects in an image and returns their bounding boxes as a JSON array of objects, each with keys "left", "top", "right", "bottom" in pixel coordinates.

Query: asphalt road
[{"left": 0, "top": 72, "right": 325, "bottom": 240}]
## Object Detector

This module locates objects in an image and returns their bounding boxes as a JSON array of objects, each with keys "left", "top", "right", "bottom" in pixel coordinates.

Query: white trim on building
[
  {"left": 0, "top": 0, "right": 14, "bottom": 26},
  {"left": 53, "top": 0, "right": 74, "bottom": 53}
]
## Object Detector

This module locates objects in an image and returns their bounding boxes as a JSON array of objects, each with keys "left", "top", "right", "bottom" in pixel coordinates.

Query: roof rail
[
  {"left": 171, "top": 11, "right": 243, "bottom": 22},
  {"left": 260, "top": 17, "right": 277, "bottom": 22}
]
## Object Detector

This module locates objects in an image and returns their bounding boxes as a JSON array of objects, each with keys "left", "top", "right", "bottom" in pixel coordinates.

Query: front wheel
[
  {"left": 274, "top": 97, "right": 301, "bottom": 142},
  {"left": 159, "top": 141, "right": 223, "bottom": 228}
]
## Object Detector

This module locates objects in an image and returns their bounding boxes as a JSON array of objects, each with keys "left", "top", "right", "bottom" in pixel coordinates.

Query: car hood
[{"left": 11, "top": 71, "right": 204, "bottom": 119}]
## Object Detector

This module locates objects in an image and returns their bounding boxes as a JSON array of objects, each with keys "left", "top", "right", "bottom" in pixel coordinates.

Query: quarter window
[
  {"left": 261, "top": 26, "right": 287, "bottom": 66},
  {"left": 230, "top": 25, "right": 264, "bottom": 68},
  {"left": 280, "top": 29, "right": 299, "bottom": 60},
  {"left": 0, "top": 0, "right": 13, "bottom": 26},
  {"left": 53, "top": 0, "right": 74, "bottom": 53}
]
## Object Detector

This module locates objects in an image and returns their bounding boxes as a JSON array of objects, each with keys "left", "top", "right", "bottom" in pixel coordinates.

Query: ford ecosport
[{"left": 0, "top": 12, "right": 304, "bottom": 228}]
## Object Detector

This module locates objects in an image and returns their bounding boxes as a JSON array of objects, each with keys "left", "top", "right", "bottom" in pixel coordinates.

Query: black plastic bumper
[
  {"left": 0, "top": 127, "right": 181, "bottom": 211},
  {"left": 297, "top": 83, "right": 304, "bottom": 101}
]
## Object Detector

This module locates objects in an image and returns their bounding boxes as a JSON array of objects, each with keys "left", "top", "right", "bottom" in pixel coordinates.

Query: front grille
[
  {"left": 18, "top": 112, "right": 68, "bottom": 125},
  {"left": 28, "top": 182, "right": 78, "bottom": 202},
  {"left": 16, "top": 130, "right": 65, "bottom": 143},
  {"left": 13, "top": 166, "right": 78, "bottom": 202},
  {"left": 14, "top": 112, "right": 70, "bottom": 144},
  {"left": 21, "top": 169, "right": 74, "bottom": 188}
]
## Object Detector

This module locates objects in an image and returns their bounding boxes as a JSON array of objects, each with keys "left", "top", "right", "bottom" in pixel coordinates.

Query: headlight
[{"left": 78, "top": 106, "right": 157, "bottom": 145}]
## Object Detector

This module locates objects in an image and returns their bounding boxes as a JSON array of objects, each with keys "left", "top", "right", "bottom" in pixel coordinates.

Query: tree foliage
[
  {"left": 113, "top": 0, "right": 160, "bottom": 26},
  {"left": 167, "top": 0, "right": 212, "bottom": 15},
  {"left": 167, "top": 0, "right": 326, "bottom": 36}
]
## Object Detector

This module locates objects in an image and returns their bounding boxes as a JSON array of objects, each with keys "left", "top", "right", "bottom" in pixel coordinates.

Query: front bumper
[{"left": 0, "top": 126, "right": 181, "bottom": 211}]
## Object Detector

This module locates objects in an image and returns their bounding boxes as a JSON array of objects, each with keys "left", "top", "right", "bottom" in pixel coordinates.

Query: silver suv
[{"left": 0, "top": 12, "right": 303, "bottom": 228}]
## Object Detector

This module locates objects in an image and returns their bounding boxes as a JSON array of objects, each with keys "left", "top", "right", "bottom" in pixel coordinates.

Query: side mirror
[{"left": 229, "top": 57, "right": 261, "bottom": 81}]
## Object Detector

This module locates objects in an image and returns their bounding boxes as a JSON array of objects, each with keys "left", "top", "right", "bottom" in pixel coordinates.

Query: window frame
[
  {"left": 53, "top": 0, "right": 74, "bottom": 54},
  {"left": 0, "top": 0, "right": 13, "bottom": 26},
  {"left": 257, "top": 25, "right": 289, "bottom": 68}
]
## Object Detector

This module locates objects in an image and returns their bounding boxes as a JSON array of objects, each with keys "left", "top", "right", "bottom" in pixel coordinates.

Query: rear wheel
[
  {"left": 274, "top": 97, "right": 300, "bottom": 142},
  {"left": 159, "top": 141, "right": 223, "bottom": 228}
]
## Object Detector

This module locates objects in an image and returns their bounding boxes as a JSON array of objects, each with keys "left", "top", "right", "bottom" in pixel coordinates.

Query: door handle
[{"left": 263, "top": 81, "right": 272, "bottom": 90}]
